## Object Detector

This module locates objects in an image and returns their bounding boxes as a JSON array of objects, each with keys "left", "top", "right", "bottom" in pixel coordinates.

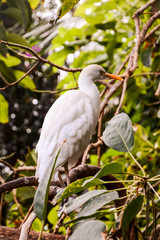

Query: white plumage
[{"left": 36, "top": 64, "right": 123, "bottom": 182}]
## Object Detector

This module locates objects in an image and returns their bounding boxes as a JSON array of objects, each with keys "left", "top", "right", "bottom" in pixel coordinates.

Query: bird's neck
[{"left": 78, "top": 77, "right": 100, "bottom": 123}]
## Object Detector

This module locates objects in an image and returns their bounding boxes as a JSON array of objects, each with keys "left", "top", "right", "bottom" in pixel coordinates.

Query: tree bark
[{"left": 0, "top": 226, "right": 65, "bottom": 240}]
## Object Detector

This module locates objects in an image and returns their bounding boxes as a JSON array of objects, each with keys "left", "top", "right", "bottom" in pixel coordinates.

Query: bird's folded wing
[{"left": 36, "top": 90, "right": 95, "bottom": 178}]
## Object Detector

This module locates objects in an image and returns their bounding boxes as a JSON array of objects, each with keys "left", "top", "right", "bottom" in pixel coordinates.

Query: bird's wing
[{"left": 36, "top": 90, "right": 96, "bottom": 180}]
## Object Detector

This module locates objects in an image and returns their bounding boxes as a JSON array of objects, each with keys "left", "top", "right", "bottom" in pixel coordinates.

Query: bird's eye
[{"left": 100, "top": 70, "right": 105, "bottom": 75}]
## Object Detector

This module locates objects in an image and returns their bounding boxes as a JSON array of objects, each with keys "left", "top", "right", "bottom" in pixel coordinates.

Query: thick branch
[
  {"left": 0, "top": 226, "right": 65, "bottom": 240},
  {"left": 0, "top": 164, "right": 126, "bottom": 209}
]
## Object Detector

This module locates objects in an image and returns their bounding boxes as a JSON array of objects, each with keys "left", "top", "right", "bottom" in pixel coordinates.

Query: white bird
[{"left": 36, "top": 64, "right": 123, "bottom": 184}]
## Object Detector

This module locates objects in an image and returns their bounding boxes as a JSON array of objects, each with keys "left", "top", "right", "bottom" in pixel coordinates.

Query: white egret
[{"left": 35, "top": 64, "right": 123, "bottom": 184}]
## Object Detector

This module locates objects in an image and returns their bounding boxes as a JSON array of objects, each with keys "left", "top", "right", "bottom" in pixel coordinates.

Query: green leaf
[
  {"left": 82, "top": 162, "right": 123, "bottom": 187},
  {"left": 151, "top": 55, "right": 160, "bottom": 72},
  {"left": 0, "top": 60, "right": 17, "bottom": 83},
  {"left": 64, "top": 190, "right": 108, "bottom": 215},
  {"left": 0, "top": 24, "right": 7, "bottom": 56},
  {"left": 28, "top": 0, "right": 40, "bottom": 9},
  {"left": 102, "top": 113, "right": 134, "bottom": 152},
  {"left": 32, "top": 217, "right": 42, "bottom": 231},
  {"left": 13, "top": 70, "right": 36, "bottom": 90},
  {"left": 85, "top": 53, "right": 108, "bottom": 65},
  {"left": 69, "top": 220, "right": 106, "bottom": 240},
  {"left": 7, "top": 33, "right": 30, "bottom": 47},
  {"left": 16, "top": 0, "right": 32, "bottom": 31},
  {"left": 107, "top": 39, "right": 116, "bottom": 61},
  {"left": 141, "top": 48, "right": 151, "bottom": 67},
  {"left": 34, "top": 147, "right": 61, "bottom": 220},
  {"left": 47, "top": 205, "right": 59, "bottom": 226},
  {"left": 0, "top": 94, "right": 9, "bottom": 124},
  {"left": 121, "top": 195, "right": 144, "bottom": 233},
  {"left": 0, "top": 8, "right": 23, "bottom": 25},
  {"left": 17, "top": 186, "right": 35, "bottom": 201},
  {"left": 95, "top": 20, "right": 116, "bottom": 30},
  {"left": 57, "top": 0, "right": 80, "bottom": 21},
  {"left": 0, "top": 53, "right": 21, "bottom": 67},
  {"left": 56, "top": 177, "right": 103, "bottom": 204},
  {"left": 65, "top": 211, "right": 109, "bottom": 226},
  {"left": 76, "top": 191, "right": 118, "bottom": 218},
  {"left": 47, "top": 47, "right": 73, "bottom": 67}
]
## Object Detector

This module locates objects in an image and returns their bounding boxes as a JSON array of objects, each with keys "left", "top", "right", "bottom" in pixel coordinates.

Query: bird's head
[{"left": 79, "top": 64, "right": 124, "bottom": 84}]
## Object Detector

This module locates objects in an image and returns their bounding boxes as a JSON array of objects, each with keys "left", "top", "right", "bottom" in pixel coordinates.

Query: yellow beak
[{"left": 104, "top": 72, "right": 124, "bottom": 81}]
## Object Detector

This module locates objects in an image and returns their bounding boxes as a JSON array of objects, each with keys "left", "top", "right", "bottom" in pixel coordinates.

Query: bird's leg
[
  {"left": 57, "top": 170, "right": 66, "bottom": 188},
  {"left": 64, "top": 163, "right": 70, "bottom": 185}
]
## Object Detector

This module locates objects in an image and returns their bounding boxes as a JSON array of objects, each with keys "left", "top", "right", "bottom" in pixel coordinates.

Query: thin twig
[
  {"left": 132, "top": 0, "right": 157, "bottom": 18},
  {"left": 53, "top": 212, "right": 66, "bottom": 234},
  {"left": 13, "top": 189, "right": 25, "bottom": 219},
  {"left": 16, "top": 166, "right": 36, "bottom": 172},
  {"left": 97, "top": 113, "right": 104, "bottom": 166},
  {"left": 0, "top": 61, "right": 39, "bottom": 90},
  {"left": 147, "top": 182, "right": 160, "bottom": 200},
  {"left": 0, "top": 159, "right": 15, "bottom": 173},
  {"left": 145, "top": 24, "right": 160, "bottom": 40},
  {"left": 0, "top": 176, "right": 4, "bottom": 225},
  {"left": 115, "top": 77, "right": 128, "bottom": 115},
  {"left": 141, "top": 11, "right": 160, "bottom": 41},
  {"left": 155, "top": 82, "right": 160, "bottom": 97},
  {"left": 0, "top": 40, "right": 82, "bottom": 72},
  {"left": 82, "top": 139, "right": 103, "bottom": 164},
  {"left": 100, "top": 80, "right": 123, "bottom": 113},
  {"left": 19, "top": 204, "right": 33, "bottom": 229},
  {"left": 33, "top": 86, "right": 78, "bottom": 94},
  {"left": 133, "top": 72, "right": 160, "bottom": 77}
]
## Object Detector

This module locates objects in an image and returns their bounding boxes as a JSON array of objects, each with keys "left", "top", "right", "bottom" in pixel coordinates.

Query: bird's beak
[{"left": 104, "top": 72, "right": 124, "bottom": 81}]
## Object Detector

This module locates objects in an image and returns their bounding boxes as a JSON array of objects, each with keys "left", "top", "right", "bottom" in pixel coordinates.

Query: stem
[
  {"left": 128, "top": 150, "right": 146, "bottom": 177},
  {"left": 115, "top": 127, "right": 146, "bottom": 177},
  {"left": 147, "top": 182, "right": 160, "bottom": 200},
  {"left": 38, "top": 220, "right": 45, "bottom": 240}
]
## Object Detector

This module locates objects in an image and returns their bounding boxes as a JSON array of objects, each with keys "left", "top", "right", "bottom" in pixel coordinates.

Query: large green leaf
[
  {"left": 0, "top": 24, "right": 7, "bottom": 56},
  {"left": 7, "top": 0, "right": 19, "bottom": 8},
  {"left": 151, "top": 55, "right": 160, "bottom": 72},
  {"left": 95, "top": 20, "right": 116, "bottom": 30},
  {"left": 0, "top": 60, "right": 17, "bottom": 83},
  {"left": 16, "top": 0, "right": 32, "bottom": 31},
  {"left": 69, "top": 220, "right": 106, "bottom": 240},
  {"left": 56, "top": 177, "right": 103, "bottom": 204},
  {"left": 0, "top": 94, "right": 9, "bottom": 124},
  {"left": 34, "top": 147, "right": 61, "bottom": 220},
  {"left": 102, "top": 113, "right": 134, "bottom": 152},
  {"left": 0, "top": 54, "right": 21, "bottom": 67},
  {"left": 56, "top": 163, "right": 123, "bottom": 204},
  {"left": 28, "top": 0, "right": 40, "bottom": 9},
  {"left": 7, "top": 33, "right": 30, "bottom": 47},
  {"left": 82, "top": 162, "right": 123, "bottom": 188},
  {"left": 121, "top": 195, "right": 144, "bottom": 233},
  {"left": 13, "top": 70, "right": 36, "bottom": 90},
  {"left": 56, "top": 0, "right": 80, "bottom": 21},
  {"left": 64, "top": 190, "right": 108, "bottom": 215},
  {"left": 0, "top": 8, "right": 23, "bottom": 25},
  {"left": 76, "top": 191, "right": 118, "bottom": 218},
  {"left": 141, "top": 48, "right": 151, "bottom": 67}
]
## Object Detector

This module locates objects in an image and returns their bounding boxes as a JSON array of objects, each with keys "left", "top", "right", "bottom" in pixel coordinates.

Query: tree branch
[
  {"left": 0, "top": 40, "right": 82, "bottom": 73},
  {"left": 141, "top": 11, "right": 160, "bottom": 41},
  {"left": 0, "top": 226, "right": 65, "bottom": 240},
  {"left": 0, "top": 61, "right": 39, "bottom": 90}
]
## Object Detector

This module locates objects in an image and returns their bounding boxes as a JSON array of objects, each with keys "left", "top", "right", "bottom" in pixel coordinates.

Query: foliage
[{"left": 0, "top": 0, "right": 160, "bottom": 239}]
